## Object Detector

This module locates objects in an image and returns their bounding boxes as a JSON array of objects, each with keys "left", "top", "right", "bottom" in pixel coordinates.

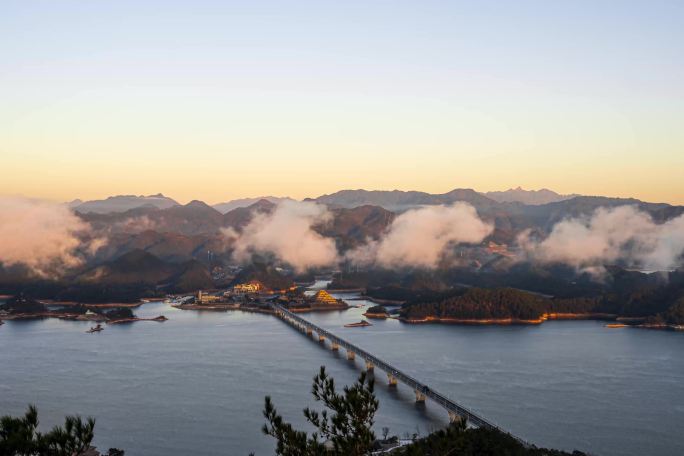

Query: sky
[{"left": 1, "top": 0, "right": 683, "bottom": 205}]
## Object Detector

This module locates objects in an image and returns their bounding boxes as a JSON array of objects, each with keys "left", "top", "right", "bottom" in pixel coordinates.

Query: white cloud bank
[
  {"left": 520, "top": 205, "right": 684, "bottom": 273},
  {"left": 0, "top": 197, "right": 101, "bottom": 276},
  {"left": 224, "top": 200, "right": 338, "bottom": 272},
  {"left": 348, "top": 203, "right": 494, "bottom": 268}
]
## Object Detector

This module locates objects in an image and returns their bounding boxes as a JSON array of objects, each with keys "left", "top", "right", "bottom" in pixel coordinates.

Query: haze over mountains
[
  {"left": 70, "top": 194, "right": 180, "bottom": 214},
  {"left": 3, "top": 186, "right": 684, "bottom": 317},
  {"left": 484, "top": 187, "right": 579, "bottom": 205},
  {"left": 70, "top": 187, "right": 584, "bottom": 215},
  {"left": 212, "top": 197, "right": 293, "bottom": 214},
  {"left": 56, "top": 187, "right": 684, "bottom": 270}
]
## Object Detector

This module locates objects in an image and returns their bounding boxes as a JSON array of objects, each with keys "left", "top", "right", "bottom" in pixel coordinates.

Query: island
[
  {"left": 363, "top": 305, "right": 390, "bottom": 319},
  {"left": 400, "top": 288, "right": 618, "bottom": 326},
  {"left": 0, "top": 295, "right": 166, "bottom": 326}
]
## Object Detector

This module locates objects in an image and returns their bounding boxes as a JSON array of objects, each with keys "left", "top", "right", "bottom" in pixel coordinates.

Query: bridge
[{"left": 272, "top": 304, "right": 529, "bottom": 447}]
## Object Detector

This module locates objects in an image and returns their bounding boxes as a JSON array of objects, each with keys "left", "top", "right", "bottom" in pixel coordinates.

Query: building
[
  {"left": 197, "top": 290, "right": 221, "bottom": 304},
  {"left": 313, "top": 290, "right": 338, "bottom": 305},
  {"left": 233, "top": 281, "right": 262, "bottom": 294}
]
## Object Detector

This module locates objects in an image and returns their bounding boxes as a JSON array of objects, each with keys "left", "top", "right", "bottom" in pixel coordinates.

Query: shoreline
[
  {"left": 287, "top": 304, "right": 349, "bottom": 313},
  {"left": 362, "top": 296, "right": 405, "bottom": 306},
  {"left": 326, "top": 288, "right": 366, "bottom": 293},
  {"left": 174, "top": 303, "right": 240, "bottom": 311},
  {"left": 363, "top": 312, "right": 389, "bottom": 319},
  {"left": 108, "top": 316, "right": 167, "bottom": 324},
  {"left": 40, "top": 300, "right": 143, "bottom": 309},
  {"left": 399, "top": 312, "right": 620, "bottom": 326}
]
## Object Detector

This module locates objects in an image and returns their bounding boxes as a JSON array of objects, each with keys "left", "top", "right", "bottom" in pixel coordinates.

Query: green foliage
[
  {"left": 105, "top": 307, "right": 135, "bottom": 320},
  {"left": 0, "top": 295, "right": 47, "bottom": 314},
  {"left": 663, "top": 298, "right": 684, "bottom": 324},
  {"left": 401, "top": 288, "right": 550, "bottom": 321},
  {"left": 0, "top": 405, "right": 96, "bottom": 456},
  {"left": 262, "top": 366, "right": 379, "bottom": 456},
  {"left": 366, "top": 305, "right": 388, "bottom": 315},
  {"left": 398, "top": 421, "right": 585, "bottom": 456}
]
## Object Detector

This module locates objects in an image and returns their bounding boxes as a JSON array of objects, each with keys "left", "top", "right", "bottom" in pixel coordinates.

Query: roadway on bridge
[{"left": 272, "top": 304, "right": 529, "bottom": 447}]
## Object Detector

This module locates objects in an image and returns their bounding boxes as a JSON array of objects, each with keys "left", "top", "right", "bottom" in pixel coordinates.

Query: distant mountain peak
[
  {"left": 484, "top": 188, "right": 579, "bottom": 205},
  {"left": 185, "top": 200, "right": 213, "bottom": 209},
  {"left": 212, "top": 196, "right": 293, "bottom": 214},
  {"left": 250, "top": 199, "right": 277, "bottom": 209},
  {"left": 313, "top": 188, "right": 497, "bottom": 211},
  {"left": 73, "top": 194, "right": 180, "bottom": 214}
]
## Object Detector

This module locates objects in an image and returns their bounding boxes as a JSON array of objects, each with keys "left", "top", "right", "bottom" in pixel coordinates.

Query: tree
[
  {"left": 0, "top": 405, "right": 97, "bottom": 456},
  {"left": 262, "top": 366, "right": 379, "bottom": 456}
]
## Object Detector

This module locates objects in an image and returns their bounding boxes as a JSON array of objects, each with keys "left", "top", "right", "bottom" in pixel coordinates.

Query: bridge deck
[{"left": 273, "top": 304, "right": 529, "bottom": 447}]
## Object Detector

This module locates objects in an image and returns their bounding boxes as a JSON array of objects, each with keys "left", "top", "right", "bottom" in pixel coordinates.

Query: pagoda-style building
[
  {"left": 306, "top": 290, "right": 348, "bottom": 311},
  {"left": 313, "top": 290, "right": 338, "bottom": 305}
]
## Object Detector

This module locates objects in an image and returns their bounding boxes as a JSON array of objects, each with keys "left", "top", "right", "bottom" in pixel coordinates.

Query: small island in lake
[
  {"left": 0, "top": 295, "right": 166, "bottom": 326},
  {"left": 344, "top": 320, "right": 372, "bottom": 328},
  {"left": 363, "top": 305, "right": 389, "bottom": 319}
]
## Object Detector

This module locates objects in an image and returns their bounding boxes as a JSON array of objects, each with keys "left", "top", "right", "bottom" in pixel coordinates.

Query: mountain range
[
  {"left": 4, "top": 187, "right": 684, "bottom": 310},
  {"left": 212, "top": 196, "right": 293, "bottom": 214},
  {"left": 484, "top": 187, "right": 579, "bottom": 205},
  {"left": 71, "top": 194, "right": 180, "bottom": 213},
  {"left": 67, "top": 188, "right": 684, "bottom": 269},
  {"left": 69, "top": 187, "right": 585, "bottom": 214}
]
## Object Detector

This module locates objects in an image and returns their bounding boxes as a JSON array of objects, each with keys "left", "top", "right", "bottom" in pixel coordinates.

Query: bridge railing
[{"left": 272, "top": 305, "right": 529, "bottom": 446}]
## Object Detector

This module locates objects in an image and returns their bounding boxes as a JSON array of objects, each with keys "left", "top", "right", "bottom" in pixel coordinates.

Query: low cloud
[
  {"left": 0, "top": 197, "right": 101, "bottom": 277},
  {"left": 224, "top": 201, "right": 338, "bottom": 272},
  {"left": 112, "top": 215, "right": 158, "bottom": 233},
  {"left": 347, "top": 203, "right": 494, "bottom": 268},
  {"left": 520, "top": 205, "right": 684, "bottom": 274}
]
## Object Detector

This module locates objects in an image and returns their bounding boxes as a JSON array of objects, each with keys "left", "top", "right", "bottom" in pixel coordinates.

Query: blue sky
[{"left": 1, "top": 0, "right": 683, "bottom": 203}]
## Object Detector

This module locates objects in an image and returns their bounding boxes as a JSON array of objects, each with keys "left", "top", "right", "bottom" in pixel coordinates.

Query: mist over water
[{"left": 2, "top": 289, "right": 683, "bottom": 456}]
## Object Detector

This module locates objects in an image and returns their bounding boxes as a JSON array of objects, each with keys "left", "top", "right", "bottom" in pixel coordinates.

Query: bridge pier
[
  {"left": 448, "top": 411, "right": 463, "bottom": 424},
  {"left": 271, "top": 304, "right": 527, "bottom": 447}
]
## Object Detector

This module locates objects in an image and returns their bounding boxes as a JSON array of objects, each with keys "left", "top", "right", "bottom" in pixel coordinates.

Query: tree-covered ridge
[
  {"left": 400, "top": 288, "right": 551, "bottom": 321},
  {"left": 398, "top": 273, "right": 684, "bottom": 325},
  {"left": 398, "top": 422, "right": 586, "bottom": 456}
]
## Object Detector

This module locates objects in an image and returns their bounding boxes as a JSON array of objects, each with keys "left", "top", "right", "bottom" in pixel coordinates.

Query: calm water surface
[{"left": 2, "top": 287, "right": 683, "bottom": 455}]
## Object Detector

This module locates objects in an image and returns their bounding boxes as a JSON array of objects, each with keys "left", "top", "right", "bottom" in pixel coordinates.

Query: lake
[{"left": 2, "top": 288, "right": 683, "bottom": 455}]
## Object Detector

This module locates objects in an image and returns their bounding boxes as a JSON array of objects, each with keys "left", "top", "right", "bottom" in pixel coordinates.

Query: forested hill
[
  {"left": 400, "top": 288, "right": 553, "bottom": 321},
  {"left": 400, "top": 285, "right": 684, "bottom": 324}
]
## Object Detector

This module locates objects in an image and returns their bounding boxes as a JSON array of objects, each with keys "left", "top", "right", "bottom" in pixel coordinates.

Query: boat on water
[
  {"left": 86, "top": 324, "right": 104, "bottom": 333},
  {"left": 344, "top": 320, "right": 372, "bottom": 328}
]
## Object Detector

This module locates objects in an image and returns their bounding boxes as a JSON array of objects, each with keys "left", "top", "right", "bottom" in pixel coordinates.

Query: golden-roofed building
[
  {"left": 313, "top": 290, "right": 338, "bottom": 305},
  {"left": 233, "top": 281, "right": 262, "bottom": 294}
]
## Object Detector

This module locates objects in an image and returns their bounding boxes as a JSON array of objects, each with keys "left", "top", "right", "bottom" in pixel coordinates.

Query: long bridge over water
[{"left": 272, "top": 304, "right": 529, "bottom": 447}]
